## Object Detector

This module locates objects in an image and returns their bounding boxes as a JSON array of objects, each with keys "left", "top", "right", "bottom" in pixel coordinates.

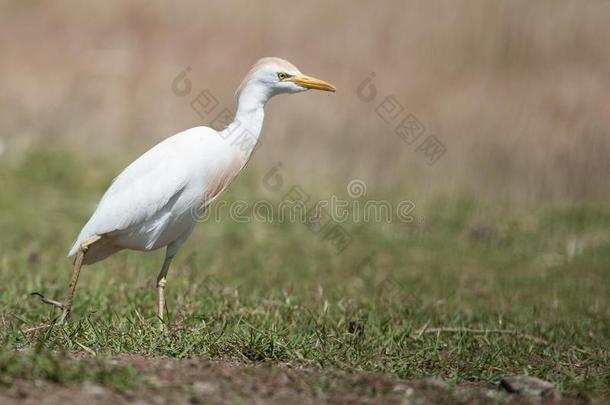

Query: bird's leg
[
  {"left": 60, "top": 235, "right": 100, "bottom": 322},
  {"left": 154, "top": 231, "right": 191, "bottom": 331},
  {"left": 156, "top": 252, "right": 174, "bottom": 331},
  {"left": 31, "top": 236, "right": 100, "bottom": 322}
]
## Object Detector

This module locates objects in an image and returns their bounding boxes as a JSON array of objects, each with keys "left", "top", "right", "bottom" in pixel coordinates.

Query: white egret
[{"left": 35, "top": 57, "right": 336, "bottom": 324}]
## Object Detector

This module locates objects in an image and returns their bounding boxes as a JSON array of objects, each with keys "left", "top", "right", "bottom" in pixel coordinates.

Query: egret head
[{"left": 236, "top": 57, "right": 335, "bottom": 104}]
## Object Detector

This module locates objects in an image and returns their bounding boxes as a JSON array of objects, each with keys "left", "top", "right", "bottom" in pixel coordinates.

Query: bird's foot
[
  {"left": 30, "top": 292, "right": 71, "bottom": 323},
  {"left": 158, "top": 320, "right": 167, "bottom": 333},
  {"left": 31, "top": 292, "right": 64, "bottom": 309}
]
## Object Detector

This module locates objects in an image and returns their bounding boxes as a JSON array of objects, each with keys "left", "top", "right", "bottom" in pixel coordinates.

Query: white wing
[{"left": 68, "top": 126, "right": 225, "bottom": 257}]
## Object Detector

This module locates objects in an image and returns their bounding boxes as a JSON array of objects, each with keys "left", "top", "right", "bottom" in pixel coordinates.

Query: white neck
[{"left": 220, "top": 82, "right": 272, "bottom": 157}]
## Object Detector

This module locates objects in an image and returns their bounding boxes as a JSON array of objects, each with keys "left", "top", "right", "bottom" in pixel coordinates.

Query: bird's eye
[{"left": 277, "top": 72, "right": 288, "bottom": 80}]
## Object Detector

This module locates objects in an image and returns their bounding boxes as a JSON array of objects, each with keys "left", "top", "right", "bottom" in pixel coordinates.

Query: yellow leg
[
  {"left": 156, "top": 252, "right": 174, "bottom": 331},
  {"left": 60, "top": 235, "right": 100, "bottom": 322},
  {"left": 31, "top": 236, "right": 101, "bottom": 321},
  {"left": 157, "top": 277, "right": 167, "bottom": 323}
]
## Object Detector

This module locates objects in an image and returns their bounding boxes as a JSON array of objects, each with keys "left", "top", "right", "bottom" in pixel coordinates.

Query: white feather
[{"left": 68, "top": 126, "right": 243, "bottom": 262}]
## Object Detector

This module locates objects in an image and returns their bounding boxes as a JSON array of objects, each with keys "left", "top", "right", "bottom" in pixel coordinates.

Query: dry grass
[{"left": 1, "top": 0, "right": 608, "bottom": 202}]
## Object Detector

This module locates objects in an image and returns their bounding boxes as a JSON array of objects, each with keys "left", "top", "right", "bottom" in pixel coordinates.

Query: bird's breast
[{"left": 199, "top": 153, "right": 247, "bottom": 208}]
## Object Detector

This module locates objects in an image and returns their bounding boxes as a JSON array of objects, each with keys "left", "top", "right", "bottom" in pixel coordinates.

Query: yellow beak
[{"left": 286, "top": 74, "right": 336, "bottom": 92}]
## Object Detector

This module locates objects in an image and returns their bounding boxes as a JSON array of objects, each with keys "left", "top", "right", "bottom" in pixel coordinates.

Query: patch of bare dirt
[{"left": 0, "top": 355, "right": 588, "bottom": 404}]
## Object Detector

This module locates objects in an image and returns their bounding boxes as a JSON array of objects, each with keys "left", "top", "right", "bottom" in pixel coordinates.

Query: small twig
[
  {"left": 414, "top": 320, "right": 431, "bottom": 339},
  {"left": 22, "top": 324, "right": 52, "bottom": 334},
  {"left": 30, "top": 292, "right": 64, "bottom": 309},
  {"left": 411, "top": 327, "right": 549, "bottom": 345},
  {"left": 75, "top": 341, "right": 96, "bottom": 356},
  {"left": 134, "top": 308, "right": 149, "bottom": 328}
]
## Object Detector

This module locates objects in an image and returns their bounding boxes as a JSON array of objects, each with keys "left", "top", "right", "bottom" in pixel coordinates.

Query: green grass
[{"left": 1, "top": 149, "right": 609, "bottom": 398}]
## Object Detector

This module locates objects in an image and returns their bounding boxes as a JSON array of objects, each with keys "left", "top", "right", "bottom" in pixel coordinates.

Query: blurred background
[
  {"left": 1, "top": 3, "right": 609, "bottom": 396},
  {"left": 1, "top": 0, "right": 608, "bottom": 204}
]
